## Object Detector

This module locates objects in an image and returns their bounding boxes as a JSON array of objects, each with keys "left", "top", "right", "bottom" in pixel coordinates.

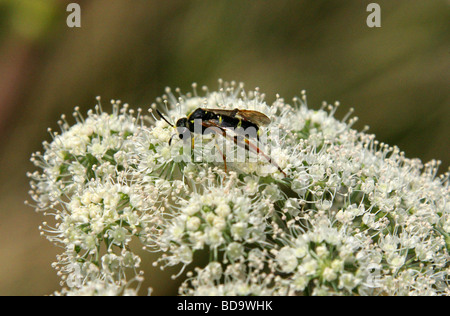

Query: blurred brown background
[{"left": 0, "top": 0, "right": 448, "bottom": 295}]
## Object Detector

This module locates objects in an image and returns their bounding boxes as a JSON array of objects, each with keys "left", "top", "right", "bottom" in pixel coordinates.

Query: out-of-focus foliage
[{"left": 0, "top": 0, "right": 60, "bottom": 41}]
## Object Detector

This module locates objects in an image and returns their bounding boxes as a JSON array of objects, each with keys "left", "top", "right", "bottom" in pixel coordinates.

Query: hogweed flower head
[{"left": 27, "top": 81, "right": 449, "bottom": 296}]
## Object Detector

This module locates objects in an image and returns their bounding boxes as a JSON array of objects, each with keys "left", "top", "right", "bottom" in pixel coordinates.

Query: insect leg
[
  {"left": 201, "top": 121, "right": 287, "bottom": 177},
  {"left": 239, "top": 136, "right": 287, "bottom": 177},
  {"left": 214, "top": 140, "right": 227, "bottom": 173}
]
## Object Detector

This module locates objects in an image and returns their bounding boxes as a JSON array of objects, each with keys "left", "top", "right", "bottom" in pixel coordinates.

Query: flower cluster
[
  {"left": 28, "top": 81, "right": 449, "bottom": 295},
  {"left": 27, "top": 100, "right": 164, "bottom": 294}
]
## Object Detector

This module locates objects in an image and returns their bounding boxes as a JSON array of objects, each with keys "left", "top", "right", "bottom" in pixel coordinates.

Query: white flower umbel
[{"left": 28, "top": 81, "right": 449, "bottom": 296}]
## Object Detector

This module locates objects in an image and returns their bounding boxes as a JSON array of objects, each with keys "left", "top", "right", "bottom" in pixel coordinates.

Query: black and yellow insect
[{"left": 156, "top": 107, "right": 287, "bottom": 177}]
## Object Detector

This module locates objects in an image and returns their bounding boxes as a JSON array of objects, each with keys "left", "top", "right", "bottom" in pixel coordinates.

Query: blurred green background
[{"left": 0, "top": 0, "right": 448, "bottom": 295}]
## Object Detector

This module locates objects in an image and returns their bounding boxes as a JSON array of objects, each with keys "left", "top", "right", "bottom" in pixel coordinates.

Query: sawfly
[{"left": 156, "top": 107, "right": 287, "bottom": 177}]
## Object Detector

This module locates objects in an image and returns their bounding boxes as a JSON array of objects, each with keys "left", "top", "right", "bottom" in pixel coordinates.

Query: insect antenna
[
  {"left": 155, "top": 108, "right": 178, "bottom": 145},
  {"left": 168, "top": 134, "right": 177, "bottom": 146},
  {"left": 155, "top": 108, "right": 174, "bottom": 127}
]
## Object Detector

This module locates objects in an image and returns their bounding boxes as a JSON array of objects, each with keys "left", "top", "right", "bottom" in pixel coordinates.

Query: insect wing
[
  {"left": 235, "top": 110, "right": 271, "bottom": 126},
  {"left": 205, "top": 108, "right": 271, "bottom": 127}
]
